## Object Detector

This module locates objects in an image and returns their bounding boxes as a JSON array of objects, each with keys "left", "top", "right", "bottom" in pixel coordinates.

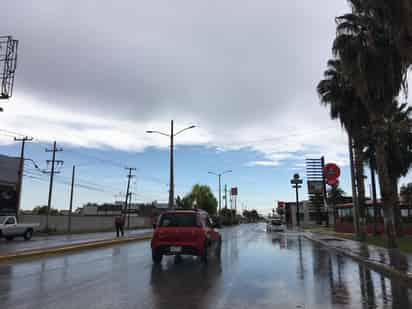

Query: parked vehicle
[
  {"left": 266, "top": 218, "right": 285, "bottom": 232},
  {"left": 151, "top": 209, "right": 221, "bottom": 264},
  {"left": 0, "top": 216, "right": 39, "bottom": 240}
]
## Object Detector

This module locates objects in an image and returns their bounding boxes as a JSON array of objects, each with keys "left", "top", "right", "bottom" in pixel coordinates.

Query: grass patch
[
  {"left": 337, "top": 234, "right": 412, "bottom": 253},
  {"left": 304, "top": 226, "right": 412, "bottom": 253},
  {"left": 365, "top": 236, "right": 412, "bottom": 253}
]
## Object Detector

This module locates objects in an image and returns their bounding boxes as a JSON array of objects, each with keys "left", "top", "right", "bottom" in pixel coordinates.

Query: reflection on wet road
[{"left": 0, "top": 223, "right": 411, "bottom": 308}]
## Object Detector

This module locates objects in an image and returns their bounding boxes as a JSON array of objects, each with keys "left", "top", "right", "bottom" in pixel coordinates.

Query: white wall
[{"left": 20, "top": 214, "right": 151, "bottom": 233}]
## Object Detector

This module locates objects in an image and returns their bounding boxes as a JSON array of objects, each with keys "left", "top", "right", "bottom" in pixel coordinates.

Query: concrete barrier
[{"left": 20, "top": 214, "right": 151, "bottom": 233}]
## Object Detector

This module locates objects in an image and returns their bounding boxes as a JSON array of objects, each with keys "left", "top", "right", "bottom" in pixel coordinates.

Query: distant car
[
  {"left": 0, "top": 216, "right": 39, "bottom": 240},
  {"left": 266, "top": 218, "right": 285, "bottom": 232},
  {"left": 151, "top": 209, "right": 221, "bottom": 264}
]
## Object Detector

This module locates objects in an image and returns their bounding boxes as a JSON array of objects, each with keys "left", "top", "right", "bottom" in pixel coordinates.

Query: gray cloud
[{"left": 2, "top": 1, "right": 347, "bottom": 127}]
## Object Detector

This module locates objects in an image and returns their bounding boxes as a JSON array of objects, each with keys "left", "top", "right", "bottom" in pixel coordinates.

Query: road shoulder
[{"left": 304, "top": 231, "right": 412, "bottom": 288}]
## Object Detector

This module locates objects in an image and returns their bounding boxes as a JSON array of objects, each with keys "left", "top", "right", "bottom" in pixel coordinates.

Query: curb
[
  {"left": 0, "top": 234, "right": 152, "bottom": 262},
  {"left": 304, "top": 233, "right": 412, "bottom": 287}
]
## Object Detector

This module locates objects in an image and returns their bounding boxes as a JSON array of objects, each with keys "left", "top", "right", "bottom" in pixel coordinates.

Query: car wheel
[
  {"left": 5, "top": 236, "right": 14, "bottom": 241},
  {"left": 215, "top": 237, "right": 222, "bottom": 258},
  {"left": 152, "top": 250, "right": 162, "bottom": 264},
  {"left": 24, "top": 229, "right": 33, "bottom": 240}
]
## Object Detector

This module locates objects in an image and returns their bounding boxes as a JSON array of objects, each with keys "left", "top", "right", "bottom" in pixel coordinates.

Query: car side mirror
[{"left": 152, "top": 223, "right": 156, "bottom": 229}]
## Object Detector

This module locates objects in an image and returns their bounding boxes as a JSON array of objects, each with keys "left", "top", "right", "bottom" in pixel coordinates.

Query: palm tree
[
  {"left": 317, "top": 59, "right": 368, "bottom": 239},
  {"left": 350, "top": 0, "right": 412, "bottom": 66},
  {"left": 363, "top": 102, "right": 412, "bottom": 235},
  {"left": 333, "top": 1, "right": 409, "bottom": 247}
]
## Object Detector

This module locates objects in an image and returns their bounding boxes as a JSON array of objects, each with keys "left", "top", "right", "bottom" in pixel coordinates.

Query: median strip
[{"left": 0, "top": 234, "right": 152, "bottom": 262}]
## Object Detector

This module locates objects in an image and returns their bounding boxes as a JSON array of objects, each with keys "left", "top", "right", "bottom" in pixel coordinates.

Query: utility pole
[
  {"left": 127, "top": 192, "right": 135, "bottom": 229},
  {"left": 45, "top": 141, "right": 63, "bottom": 233},
  {"left": 14, "top": 136, "right": 33, "bottom": 218},
  {"left": 124, "top": 167, "right": 136, "bottom": 228},
  {"left": 208, "top": 170, "right": 232, "bottom": 214},
  {"left": 68, "top": 165, "right": 75, "bottom": 234}
]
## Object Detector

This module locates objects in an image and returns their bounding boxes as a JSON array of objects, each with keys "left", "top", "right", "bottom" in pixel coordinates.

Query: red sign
[
  {"left": 326, "top": 178, "right": 339, "bottom": 186},
  {"left": 324, "top": 163, "right": 341, "bottom": 181},
  {"left": 231, "top": 187, "right": 238, "bottom": 196},
  {"left": 278, "top": 201, "right": 285, "bottom": 209}
]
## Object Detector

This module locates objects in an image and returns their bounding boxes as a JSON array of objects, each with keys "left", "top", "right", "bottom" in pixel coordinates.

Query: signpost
[
  {"left": 290, "top": 174, "right": 303, "bottom": 226},
  {"left": 323, "top": 163, "right": 341, "bottom": 226},
  {"left": 307, "top": 180, "right": 324, "bottom": 194}
]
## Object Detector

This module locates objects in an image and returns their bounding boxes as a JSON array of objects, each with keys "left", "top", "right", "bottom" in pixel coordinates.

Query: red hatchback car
[{"left": 151, "top": 209, "right": 221, "bottom": 264}]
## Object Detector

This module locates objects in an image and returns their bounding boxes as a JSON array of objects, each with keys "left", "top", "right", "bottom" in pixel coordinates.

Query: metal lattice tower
[
  {"left": 306, "top": 157, "right": 327, "bottom": 224},
  {"left": 0, "top": 36, "right": 18, "bottom": 100}
]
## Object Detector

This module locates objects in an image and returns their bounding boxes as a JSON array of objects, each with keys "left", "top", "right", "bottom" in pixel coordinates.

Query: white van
[{"left": 266, "top": 218, "right": 285, "bottom": 232}]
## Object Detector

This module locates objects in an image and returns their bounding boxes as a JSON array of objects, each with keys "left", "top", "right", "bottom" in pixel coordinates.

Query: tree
[
  {"left": 175, "top": 195, "right": 183, "bottom": 208},
  {"left": 363, "top": 102, "right": 412, "bottom": 235},
  {"left": 317, "top": 58, "right": 368, "bottom": 239},
  {"left": 242, "top": 209, "right": 259, "bottom": 221},
  {"left": 330, "top": 0, "right": 412, "bottom": 248},
  {"left": 32, "top": 205, "right": 59, "bottom": 215},
  {"left": 276, "top": 207, "right": 284, "bottom": 216},
  {"left": 327, "top": 186, "right": 346, "bottom": 204},
  {"left": 181, "top": 184, "right": 218, "bottom": 215}
]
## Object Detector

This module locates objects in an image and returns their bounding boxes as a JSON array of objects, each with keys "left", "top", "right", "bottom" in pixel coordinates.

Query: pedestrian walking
[{"left": 115, "top": 215, "right": 125, "bottom": 237}]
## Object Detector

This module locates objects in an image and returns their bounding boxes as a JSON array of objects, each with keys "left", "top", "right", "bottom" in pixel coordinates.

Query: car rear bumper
[
  {"left": 267, "top": 226, "right": 285, "bottom": 232},
  {"left": 153, "top": 244, "right": 202, "bottom": 256}
]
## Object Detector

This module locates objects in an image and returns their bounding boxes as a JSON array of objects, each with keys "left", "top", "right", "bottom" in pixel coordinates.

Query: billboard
[
  {"left": 0, "top": 155, "right": 21, "bottom": 215},
  {"left": 307, "top": 180, "right": 324, "bottom": 195}
]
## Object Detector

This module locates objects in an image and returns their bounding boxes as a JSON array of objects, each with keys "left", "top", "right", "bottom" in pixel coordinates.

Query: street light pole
[
  {"left": 146, "top": 121, "right": 195, "bottom": 209},
  {"left": 169, "top": 120, "right": 174, "bottom": 209},
  {"left": 218, "top": 174, "right": 221, "bottom": 213},
  {"left": 295, "top": 184, "right": 300, "bottom": 226},
  {"left": 291, "top": 173, "right": 303, "bottom": 227}
]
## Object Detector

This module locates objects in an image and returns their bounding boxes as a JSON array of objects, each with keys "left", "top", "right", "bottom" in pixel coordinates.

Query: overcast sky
[{"left": 2, "top": 1, "right": 400, "bottom": 213}]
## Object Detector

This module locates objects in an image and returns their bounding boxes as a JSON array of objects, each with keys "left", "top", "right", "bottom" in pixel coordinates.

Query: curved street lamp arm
[
  {"left": 174, "top": 125, "right": 196, "bottom": 137},
  {"left": 222, "top": 170, "right": 233, "bottom": 175},
  {"left": 145, "top": 130, "right": 170, "bottom": 137},
  {"left": 208, "top": 171, "right": 218, "bottom": 176}
]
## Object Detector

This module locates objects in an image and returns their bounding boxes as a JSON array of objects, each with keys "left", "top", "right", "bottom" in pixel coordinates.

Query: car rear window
[
  {"left": 271, "top": 220, "right": 281, "bottom": 225},
  {"left": 159, "top": 213, "right": 198, "bottom": 227}
]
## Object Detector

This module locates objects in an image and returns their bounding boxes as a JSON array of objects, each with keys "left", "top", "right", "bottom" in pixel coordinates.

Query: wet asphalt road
[{"left": 0, "top": 223, "right": 411, "bottom": 309}]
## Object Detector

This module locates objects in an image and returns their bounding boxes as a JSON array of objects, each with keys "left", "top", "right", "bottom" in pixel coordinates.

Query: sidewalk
[
  {"left": 305, "top": 231, "right": 412, "bottom": 286},
  {"left": 0, "top": 229, "right": 153, "bottom": 261}
]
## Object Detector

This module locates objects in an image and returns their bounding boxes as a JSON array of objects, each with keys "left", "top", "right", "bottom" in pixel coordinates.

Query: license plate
[{"left": 170, "top": 246, "right": 181, "bottom": 253}]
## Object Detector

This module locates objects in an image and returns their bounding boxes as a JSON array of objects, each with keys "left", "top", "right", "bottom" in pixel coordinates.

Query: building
[
  {"left": 280, "top": 200, "right": 320, "bottom": 226},
  {"left": 334, "top": 199, "right": 412, "bottom": 234}
]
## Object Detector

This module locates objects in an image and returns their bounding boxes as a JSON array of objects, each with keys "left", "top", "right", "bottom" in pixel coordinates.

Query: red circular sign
[
  {"left": 324, "top": 163, "right": 341, "bottom": 181},
  {"left": 326, "top": 178, "right": 339, "bottom": 186}
]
